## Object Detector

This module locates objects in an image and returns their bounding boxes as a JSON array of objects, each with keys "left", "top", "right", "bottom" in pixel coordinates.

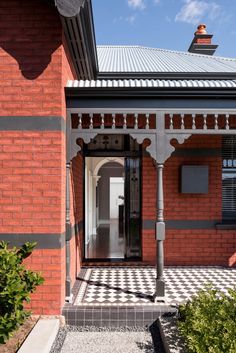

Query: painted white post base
[
  {"left": 65, "top": 293, "right": 74, "bottom": 304},
  {"left": 154, "top": 296, "right": 166, "bottom": 303}
]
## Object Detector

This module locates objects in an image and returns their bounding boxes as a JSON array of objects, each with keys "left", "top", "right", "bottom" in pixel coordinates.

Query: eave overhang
[
  {"left": 55, "top": 0, "right": 98, "bottom": 80},
  {"left": 65, "top": 86, "right": 236, "bottom": 99}
]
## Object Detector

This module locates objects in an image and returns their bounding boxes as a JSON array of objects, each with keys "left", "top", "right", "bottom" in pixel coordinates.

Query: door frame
[{"left": 82, "top": 143, "right": 142, "bottom": 263}]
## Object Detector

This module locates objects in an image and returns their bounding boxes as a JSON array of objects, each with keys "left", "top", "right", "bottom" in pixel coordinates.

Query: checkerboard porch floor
[{"left": 74, "top": 266, "right": 236, "bottom": 306}]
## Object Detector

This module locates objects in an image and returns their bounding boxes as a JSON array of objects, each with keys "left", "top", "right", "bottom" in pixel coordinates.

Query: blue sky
[{"left": 92, "top": 0, "right": 236, "bottom": 58}]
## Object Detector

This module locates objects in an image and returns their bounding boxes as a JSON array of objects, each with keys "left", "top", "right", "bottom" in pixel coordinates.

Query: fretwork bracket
[
  {"left": 130, "top": 132, "right": 191, "bottom": 164},
  {"left": 69, "top": 131, "right": 99, "bottom": 161}
]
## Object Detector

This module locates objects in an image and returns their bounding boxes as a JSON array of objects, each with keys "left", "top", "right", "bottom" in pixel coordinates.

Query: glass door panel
[{"left": 125, "top": 157, "right": 141, "bottom": 258}]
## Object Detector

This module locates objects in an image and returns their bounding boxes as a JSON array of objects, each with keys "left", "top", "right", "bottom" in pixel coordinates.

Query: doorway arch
[
  {"left": 85, "top": 157, "right": 125, "bottom": 259},
  {"left": 93, "top": 157, "right": 124, "bottom": 176}
]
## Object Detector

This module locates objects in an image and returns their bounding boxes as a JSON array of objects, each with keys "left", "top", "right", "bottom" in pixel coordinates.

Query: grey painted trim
[
  {"left": 66, "top": 97, "right": 236, "bottom": 110},
  {"left": 0, "top": 116, "right": 66, "bottom": 132},
  {"left": 0, "top": 222, "right": 83, "bottom": 249},
  {"left": 97, "top": 72, "right": 234, "bottom": 80},
  {"left": 167, "top": 220, "right": 220, "bottom": 229},
  {"left": 216, "top": 223, "right": 236, "bottom": 230},
  {"left": 143, "top": 219, "right": 221, "bottom": 229},
  {"left": 0, "top": 233, "right": 65, "bottom": 249},
  {"left": 172, "top": 148, "right": 221, "bottom": 157},
  {"left": 59, "top": 1, "right": 98, "bottom": 80},
  {"left": 143, "top": 220, "right": 156, "bottom": 229},
  {"left": 66, "top": 87, "right": 236, "bottom": 98}
]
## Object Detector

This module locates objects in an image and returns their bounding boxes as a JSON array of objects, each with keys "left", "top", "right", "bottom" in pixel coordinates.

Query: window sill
[{"left": 216, "top": 223, "right": 236, "bottom": 230}]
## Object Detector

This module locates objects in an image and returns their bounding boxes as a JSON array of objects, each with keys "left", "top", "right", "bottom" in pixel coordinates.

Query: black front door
[{"left": 125, "top": 157, "right": 141, "bottom": 259}]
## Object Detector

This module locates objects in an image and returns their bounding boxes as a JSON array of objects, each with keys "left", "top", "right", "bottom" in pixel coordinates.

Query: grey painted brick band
[
  {"left": 0, "top": 233, "right": 66, "bottom": 249},
  {"left": 166, "top": 220, "right": 221, "bottom": 229},
  {"left": 143, "top": 219, "right": 221, "bottom": 229},
  {"left": 0, "top": 222, "right": 83, "bottom": 249},
  {"left": 216, "top": 223, "right": 236, "bottom": 230},
  {"left": 0, "top": 116, "right": 66, "bottom": 132}
]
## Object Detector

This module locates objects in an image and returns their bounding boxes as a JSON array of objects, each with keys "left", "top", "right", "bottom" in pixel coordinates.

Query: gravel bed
[{"left": 50, "top": 324, "right": 165, "bottom": 353}]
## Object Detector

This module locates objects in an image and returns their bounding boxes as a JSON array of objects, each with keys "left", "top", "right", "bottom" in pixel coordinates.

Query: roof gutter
[
  {"left": 55, "top": 0, "right": 98, "bottom": 80},
  {"left": 65, "top": 86, "right": 236, "bottom": 98},
  {"left": 97, "top": 72, "right": 236, "bottom": 80}
]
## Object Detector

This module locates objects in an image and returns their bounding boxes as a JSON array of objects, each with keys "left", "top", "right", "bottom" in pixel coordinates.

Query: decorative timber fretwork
[
  {"left": 67, "top": 108, "right": 236, "bottom": 164},
  {"left": 166, "top": 111, "right": 236, "bottom": 134}
]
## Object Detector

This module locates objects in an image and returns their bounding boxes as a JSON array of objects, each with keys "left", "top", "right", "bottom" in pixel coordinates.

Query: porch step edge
[{"left": 158, "top": 316, "right": 188, "bottom": 353}]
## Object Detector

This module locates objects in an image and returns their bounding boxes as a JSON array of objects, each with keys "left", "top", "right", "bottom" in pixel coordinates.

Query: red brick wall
[
  {"left": 165, "top": 230, "right": 236, "bottom": 266},
  {"left": 24, "top": 248, "right": 66, "bottom": 315},
  {"left": 0, "top": 130, "right": 66, "bottom": 315},
  {"left": 0, "top": 0, "right": 76, "bottom": 314},
  {"left": 142, "top": 135, "right": 236, "bottom": 267},
  {"left": 62, "top": 33, "right": 77, "bottom": 117},
  {"left": 0, "top": 131, "right": 65, "bottom": 233}
]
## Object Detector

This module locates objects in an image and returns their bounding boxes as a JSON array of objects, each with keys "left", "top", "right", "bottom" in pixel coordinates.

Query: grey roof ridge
[{"left": 96, "top": 45, "right": 236, "bottom": 63}]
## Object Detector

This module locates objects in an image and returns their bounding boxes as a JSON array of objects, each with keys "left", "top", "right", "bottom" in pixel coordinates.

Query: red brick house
[{"left": 0, "top": 0, "right": 236, "bottom": 315}]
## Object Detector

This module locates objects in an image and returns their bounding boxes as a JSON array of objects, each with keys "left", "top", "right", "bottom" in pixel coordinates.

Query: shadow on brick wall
[{"left": 0, "top": 0, "right": 61, "bottom": 80}]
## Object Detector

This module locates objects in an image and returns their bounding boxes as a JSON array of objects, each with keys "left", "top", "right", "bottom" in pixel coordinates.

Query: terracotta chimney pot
[{"left": 195, "top": 24, "right": 207, "bottom": 35}]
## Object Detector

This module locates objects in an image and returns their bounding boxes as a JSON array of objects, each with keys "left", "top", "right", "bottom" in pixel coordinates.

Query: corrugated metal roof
[
  {"left": 67, "top": 79, "right": 236, "bottom": 89},
  {"left": 97, "top": 46, "right": 236, "bottom": 73}
]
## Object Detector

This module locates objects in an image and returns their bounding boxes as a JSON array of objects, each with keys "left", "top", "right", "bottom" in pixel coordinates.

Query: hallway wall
[{"left": 97, "top": 162, "right": 124, "bottom": 221}]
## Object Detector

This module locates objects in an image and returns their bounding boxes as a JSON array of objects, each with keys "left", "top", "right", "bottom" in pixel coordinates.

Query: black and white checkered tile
[{"left": 74, "top": 267, "right": 236, "bottom": 306}]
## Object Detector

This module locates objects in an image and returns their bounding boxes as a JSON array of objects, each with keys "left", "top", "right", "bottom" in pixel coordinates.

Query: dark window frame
[{"left": 222, "top": 135, "right": 236, "bottom": 222}]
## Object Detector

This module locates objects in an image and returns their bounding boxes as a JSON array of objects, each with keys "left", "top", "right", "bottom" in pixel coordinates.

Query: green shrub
[
  {"left": 178, "top": 285, "right": 236, "bottom": 353},
  {"left": 0, "top": 241, "right": 44, "bottom": 344}
]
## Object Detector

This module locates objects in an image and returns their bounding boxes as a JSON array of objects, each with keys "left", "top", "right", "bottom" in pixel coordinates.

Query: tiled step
[{"left": 63, "top": 305, "right": 176, "bottom": 327}]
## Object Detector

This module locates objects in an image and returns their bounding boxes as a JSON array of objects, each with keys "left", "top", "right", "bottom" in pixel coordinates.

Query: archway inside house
[
  {"left": 84, "top": 135, "right": 142, "bottom": 261},
  {"left": 85, "top": 157, "right": 125, "bottom": 259}
]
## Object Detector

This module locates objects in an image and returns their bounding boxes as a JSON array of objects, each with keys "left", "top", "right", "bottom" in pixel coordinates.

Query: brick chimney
[{"left": 188, "top": 24, "right": 218, "bottom": 55}]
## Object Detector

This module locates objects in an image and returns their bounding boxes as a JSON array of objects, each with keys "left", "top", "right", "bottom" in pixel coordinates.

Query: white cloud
[
  {"left": 128, "top": 0, "right": 146, "bottom": 10},
  {"left": 153, "top": 0, "right": 160, "bottom": 4},
  {"left": 175, "top": 0, "right": 221, "bottom": 25},
  {"left": 113, "top": 15, "right": 136, "bottom": 25},
  {"left": 126, "top": 15, "right": 136, "bottom": 24}
]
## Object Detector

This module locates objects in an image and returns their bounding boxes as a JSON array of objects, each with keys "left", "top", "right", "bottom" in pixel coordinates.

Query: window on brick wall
[{"left": 222, "top": 135, "right": 236, "bottom": 221}]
